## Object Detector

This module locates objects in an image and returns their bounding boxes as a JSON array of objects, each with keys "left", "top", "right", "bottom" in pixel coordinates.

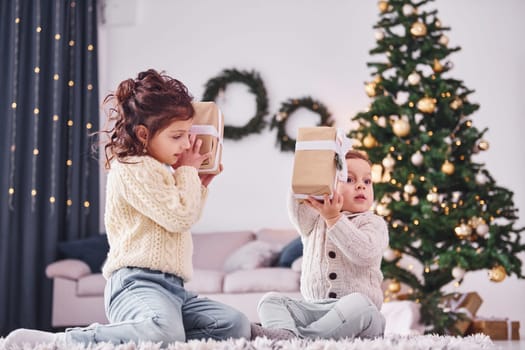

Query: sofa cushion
[
  {"left": 77, "top": 273, "right": 106, "bottom": 296},
  {"left": 58, "top": 234, "right": 109, "bottom": 273},
  {"left": 192, "top": 231, "right": 256, "bottom": 269},
  {"left": 223, "top": 241, "right": 281, "bottom": 273},
  {"left": 185, "top": 269, "right": 224, "bottom": 294},
  {"left": 291, "top": 257, "right": 303, "bottom": 272},
  {"left": 223, "top": 268, "right": 300, "bottom": 293}
]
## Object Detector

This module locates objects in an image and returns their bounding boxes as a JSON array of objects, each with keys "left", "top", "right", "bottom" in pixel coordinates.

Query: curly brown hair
[{"left": 100, "top": 69, "right": 194, "bottom": 168}]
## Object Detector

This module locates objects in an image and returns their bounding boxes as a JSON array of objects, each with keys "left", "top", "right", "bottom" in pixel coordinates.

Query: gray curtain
[{"left": 0, "top": 0, "right": 100, "bottom": 335}]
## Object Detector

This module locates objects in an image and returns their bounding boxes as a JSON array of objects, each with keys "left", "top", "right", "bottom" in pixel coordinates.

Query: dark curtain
[{"left": 0, "top": 0, "right": 100, "bottom": 335}]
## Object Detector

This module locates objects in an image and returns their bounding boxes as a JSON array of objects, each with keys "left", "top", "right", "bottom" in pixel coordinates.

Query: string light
[{"left": 6, "top": 0, "right": 98, "bottom": 218}]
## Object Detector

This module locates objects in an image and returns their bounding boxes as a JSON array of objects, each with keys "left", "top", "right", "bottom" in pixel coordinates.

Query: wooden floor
[{"left": 492, "top": 340, "right": 525, "bottom": 349}]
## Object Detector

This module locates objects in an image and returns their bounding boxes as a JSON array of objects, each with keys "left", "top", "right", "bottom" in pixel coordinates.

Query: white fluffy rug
[{"left": 0, "top": 334, "right": 495, "bottom": 350}]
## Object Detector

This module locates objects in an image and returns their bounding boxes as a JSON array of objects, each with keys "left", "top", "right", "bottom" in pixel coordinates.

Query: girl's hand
[
  {"left": 305, "top": 192, "right": 343, "bottom": 228},
  {"left": 172, "top": 134, "right": 211, "bottom": 170},
  {"left": 199, "top": 164, "right": 223, "bottom": 187}
]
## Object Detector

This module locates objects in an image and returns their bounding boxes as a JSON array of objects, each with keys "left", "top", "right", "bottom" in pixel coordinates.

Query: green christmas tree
[{"left": 349, "top": 0, "right": 525, "bottom": 334}]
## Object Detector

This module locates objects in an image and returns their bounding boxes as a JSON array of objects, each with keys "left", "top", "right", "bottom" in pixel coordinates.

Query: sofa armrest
[{"left": 46, "top": 259, "right": 92, "bottom": 280}]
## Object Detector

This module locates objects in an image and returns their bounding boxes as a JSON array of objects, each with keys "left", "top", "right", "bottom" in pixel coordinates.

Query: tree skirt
[{"left": 0, "top": 334, "right": 495, "bottom": 350}]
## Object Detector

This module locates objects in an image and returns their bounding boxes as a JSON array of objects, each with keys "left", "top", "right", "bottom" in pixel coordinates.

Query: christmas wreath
[
  {"left": 202, "top": 68, "right": 269, "bottom": 140},
  {"left": 271, "top": 96, "right": 334, "bottom": 152}
]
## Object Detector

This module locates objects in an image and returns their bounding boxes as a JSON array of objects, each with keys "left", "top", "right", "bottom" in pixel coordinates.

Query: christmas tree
[{"left": 349, "top": 0, "right": 525, "bottom": 334}]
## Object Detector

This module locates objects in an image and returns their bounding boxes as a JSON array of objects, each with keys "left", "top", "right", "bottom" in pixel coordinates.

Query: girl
[
  {"left": 6, "top": 69, "right": 250, "bottom": 347},
  {"left": 252, "top": 150, "right": 388, "bottom": 340}
]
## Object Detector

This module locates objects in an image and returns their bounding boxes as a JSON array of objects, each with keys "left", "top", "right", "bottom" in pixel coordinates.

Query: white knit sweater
[
  {"left": 102, "top": 155, "right": 207, "bottom": 281},
  {"left": 288, "top": 193, "right": 389, "bottom": 310}
]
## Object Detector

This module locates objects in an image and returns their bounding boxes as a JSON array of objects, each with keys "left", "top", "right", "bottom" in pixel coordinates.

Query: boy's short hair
[{"left": 345, "top": 149, "right": 372, "bottom": 165}]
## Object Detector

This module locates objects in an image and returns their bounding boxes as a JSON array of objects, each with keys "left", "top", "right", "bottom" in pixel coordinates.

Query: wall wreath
[
  {"left": 202, "top": 68, "right": 269, "bottom": 140},
  {"left": 270, "top": 96, "right": 334, "bottom": 152}
]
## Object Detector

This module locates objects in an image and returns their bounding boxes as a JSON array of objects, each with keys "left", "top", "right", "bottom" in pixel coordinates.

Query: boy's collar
[{"left": 342, "top": 210, "right": 370, "bottom": 218}]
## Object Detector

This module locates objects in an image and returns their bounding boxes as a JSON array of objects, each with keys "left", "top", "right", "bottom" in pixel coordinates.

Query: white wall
[{"left": 98, "top": 0, "right": 525, "bottom": 334}]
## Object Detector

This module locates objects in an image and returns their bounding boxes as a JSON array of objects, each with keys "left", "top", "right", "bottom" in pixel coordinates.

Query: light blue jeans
[
  {"left": 258, "top": 292, "right": 385, "bottom": 340},
  {"left": 65, "top": 267, "right": 250, "bottom": 347}
]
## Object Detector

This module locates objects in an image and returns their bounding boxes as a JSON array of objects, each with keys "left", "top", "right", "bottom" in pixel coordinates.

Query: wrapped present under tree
[
  {"left": 468, "top": 318, "right": 520, "bottom": 340},
  {"left": 442, "top": 292, "right": 482, "bottom": 335}
]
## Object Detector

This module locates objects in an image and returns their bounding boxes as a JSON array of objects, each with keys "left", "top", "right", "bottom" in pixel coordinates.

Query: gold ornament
[
  {"left": 433, "top": 59, "right": 443, "bottom": 73},
  {"left": 468, "top": 216, "right": 485, "bottom": 228},
  {"left": 438, "top": 35, "right": 449, "bottom": 46},
  {"left": 410, "top": 151, "right": 424, "bottom": 166},
  {"left": 476, "top": 223, "right": 490, "bottom": 238},
  {"left": 416, "top": 97, "right": 436, "bottom": 113},
  {"left": 489, "top": 265, "right": 507, "bottom": 282},
  {"left": 477, "top": 140, "right": 490, "bottom": 151},
  {"left": 371, "top": 164, "right": 383, "bottom": 183},
  {"left": 365, "top": 82, "right": 377, "bottom": 97},
  {"left": 378, "top": 1, "right": 389, "bottom": 13},
  {"left": 375, "top": 203, "right": 391, "bottom": 216},
  {"left": 410, "top": 22, "right": 427, "bottom": 37},
  {"left": 441, "top": 160, "right": 455, "bottom": 175},
  {"left": 382, "top": 154, "right": 396, "bottom": 169},
  {"left": 450, "top": 98, "right": 463, "bottom": 110},
  {"left": 402, "top": 4, "right": 415, "bottom": 16},
  {"left": 404, "top": 182, "right": 416, "bottom": 195},
  {"left": 407, "top": 72, "right": 421, "bottom": 85},
  {"left": 363, "top": 134, "right": 378, "bottom": 148},
  {"left": 388, "top": 280, "right": 401, "bottom": 293},
  {"left": 452, "top": 266, "right": 466, "bottom": 280},
  {"left": 392, "top": 119, "right": 410, "bottom": 137},
  {"left": 454, "top": 223, "right": 472, "bottom": 239},
  {"left": 383, "top": 248, "right": 400, "bottom": 262}
]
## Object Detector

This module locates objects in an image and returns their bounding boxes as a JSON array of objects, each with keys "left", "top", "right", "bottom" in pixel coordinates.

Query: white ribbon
[
  {"left": 189, "top": 110, "right": 223, "bottom": 172},
  {"left": 293, "top": 128, "right": 352, "bottom": 200},
  {"left": 448, "top": 293, "right": 468, "bottom": 311},
  {"left": 190, "top": 110, "right": 223, "bottom": 145}
]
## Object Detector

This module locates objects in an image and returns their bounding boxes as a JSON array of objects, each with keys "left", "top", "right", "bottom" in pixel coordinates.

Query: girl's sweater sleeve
[
  {"left": 287, "top": 190, "right": 320, "bottom": 237},
  {"left": 116, "top": 160, "right": 203, "bottom": 233},
  {"left": 327, "top": 213, "right": 389, "bottom": 266}
]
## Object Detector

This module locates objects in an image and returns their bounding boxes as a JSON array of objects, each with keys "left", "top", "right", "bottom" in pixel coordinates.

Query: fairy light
[{"left": 6, "top": 0, "right": 99, "bottom": 220}]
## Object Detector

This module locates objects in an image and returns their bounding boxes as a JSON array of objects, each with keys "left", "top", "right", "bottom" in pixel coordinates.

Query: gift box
[
  {"left": 468, "top": 318, "right": 520, "bottom": 340},
  {"left": 442, "top": 292, "right": 483, "bottom": 335},
  {"left": 291, "top": 127, "right": 351, "bottom": 199},
  {"left": 191, "top": 101, "right": 224, "bottom": 174}
]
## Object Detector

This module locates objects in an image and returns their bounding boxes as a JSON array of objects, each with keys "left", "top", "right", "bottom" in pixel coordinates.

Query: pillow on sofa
[
  {"left": 291, "top": 256, "right": 303, "bottom": 272},
  {"left": 58, "top": 234, "right": 109, "bottom": 273},
  {"left": 276, "top": 237, "right": 303, "bottom": 267},
  {"left": 223, "top": 241, "right": 281, "bottom": 273}
]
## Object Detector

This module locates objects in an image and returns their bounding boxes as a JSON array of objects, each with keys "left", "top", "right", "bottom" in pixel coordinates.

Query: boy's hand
[
  {"left": 172, "top": 134, "right": 211, "bottom": 170},
  {"left": 305, "top": 192, "right": 343, "bottom": 228},
  {"left": 199, "top": 164, "right": 223, "bottom": 187}
]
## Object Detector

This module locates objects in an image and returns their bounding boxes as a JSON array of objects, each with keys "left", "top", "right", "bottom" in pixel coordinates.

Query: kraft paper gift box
[
  {"left": 291, "top": 127, "right": 351, "bottom": 200},
  {"left": 468, "top": 318, "right": 520, "bottom": 340},
  {"left": 442, "top": 292, "right": 483, "bottom": 335},
  {"left": 191, "top": 101, "right": 224, "bottom": 174}
]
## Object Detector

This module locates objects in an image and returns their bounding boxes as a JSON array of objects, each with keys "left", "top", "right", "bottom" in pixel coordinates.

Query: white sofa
[{"left": 46, "top": 229, "right": 423, "bottom": 335}]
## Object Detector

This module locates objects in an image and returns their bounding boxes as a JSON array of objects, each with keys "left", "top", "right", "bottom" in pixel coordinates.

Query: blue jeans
[
  {"left": 65, "top": 267, "right": 250, "bottom": 346},
  {"left": 258, "top": 292, "right": 385, "bottom": 340}
]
